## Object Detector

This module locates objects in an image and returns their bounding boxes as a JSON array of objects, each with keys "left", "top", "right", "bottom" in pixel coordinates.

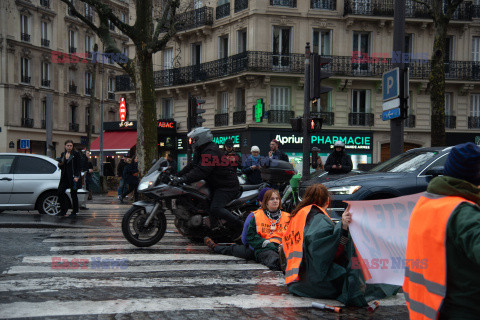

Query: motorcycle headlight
[
  {"left": 328, "top": 186, "right": 362, "bottom": 195},
  {"left": 138, "top": 173, "right": 159, "bottom": 191}
]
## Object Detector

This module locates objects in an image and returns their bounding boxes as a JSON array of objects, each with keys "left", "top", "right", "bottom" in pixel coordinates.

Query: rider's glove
[
  {"left": 262, "top": 240, "right": 271, "bottom": 248},
  {"left": 171, "top": 176, "right": 186, "bottom": 186}
]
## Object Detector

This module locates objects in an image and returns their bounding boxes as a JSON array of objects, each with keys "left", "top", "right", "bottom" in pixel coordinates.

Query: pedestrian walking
[
  {"left": 117, "top": 156, "right": 127, "bottom": 200},
  {"left": 268, "top": 139, "right": 289, "bottom": 162},
  {"left": 81, "top": 150, "right": 94, "bottom": 200},
  {"left": 57, "top": 140, "right": 81, "bottom": 217},
  {"left": 324, "top": 141, "right": 353, "bottom": 174},
  {"left": 242, "top": 146, "right": 263, "bottom": 185},
  {"left": 120, "top": 156, "right": 139, "bottom": 203},
  {"left": 282, "top": 184, "right": 398, "bottom": 306},
  {"left": 403, "top": 142, "right": 480, "bottom": 320}
]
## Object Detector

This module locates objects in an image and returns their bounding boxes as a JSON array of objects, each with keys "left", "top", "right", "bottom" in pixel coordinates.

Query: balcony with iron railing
[
  {"left": 40, "top": 0, "right": 50, "bottom": 8},
  {"left": 348, "top": 113, "right": 374, "bottom": 126},
  {"left": 41, "top": 79, "right": 50, "bottom": 87},
  {"left": 445, "top": 115, "right": 456, "bottom": 129},
  {"left": 404, "top": 115, "right": 416, "bottom": 128},
  {"left": 21, "top": 33, "right": 30, "bottom": 42},
  {"left": 108, "top": 92, "right": 115, "bottom": 100},
  {"left": 474, "top": 5, "right": 480, "bottom": 18},
  {"left": 311, "top": 0, "right": 336, "bottom": 10},
  {"left": 69, "top": 84, "right": 77, "bottom": 94},
  {"left": 116, "top": 52, "right": 480, "bottom": 91},
  {"left": 41, "top": 38, "right": 50, "bottom": 47},
  {"left": 268, "top": 109, "right": 294, "bottom": 124},
  {"left": 344, "top": 0, "right": 473, "bottom": 20},
  {"left": 21, "top": 118, "right": 34, "bottom": 128},
  {"left": 69, "top": 46, "right": 76, "bottom": 54},
  {"left": 270, "top": 0, "right": 296, "bottom": 8},
  {"left": 310, "top": 112, "right": 334, "bottom": 126},
  {"left": 69, "top": 123, "right": 79, "bottom": 132},
  {"left": 216, "top": 2, "right": 230, "bottom": 19},
  {"left": 233, "top": 109, "right": 246, "bottom": 124},
  {"left": 235, "top": 0, "right": 248, "bottom": 12},
  {"left": 161, "top": 7, "right": 213, "bottom": 33},
  {"left": 468, "top": 116, "right": 480, "bottom": 129},
  {"left": 86, "top": 88, "right": 92, "bottom": 95},
  {"left": 86, "top": 15, "right": 93, "bottom": 22},
  {"left": 21, "top": 75, "right": 31, "bottom": 84},
  {"left": 215, "top": 113, "right": 229, "bottom": 127}
]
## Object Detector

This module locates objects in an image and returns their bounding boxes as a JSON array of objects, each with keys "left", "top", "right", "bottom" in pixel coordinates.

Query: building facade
[
  {"left": 0, "top": 0, "right": 130, "bottom": 157},
  {"left": 115, "top": 0, "right": 480, "bottom": 167}
]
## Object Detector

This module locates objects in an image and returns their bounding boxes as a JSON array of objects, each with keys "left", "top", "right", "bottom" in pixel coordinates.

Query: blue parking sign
[
  {"left": 20, "top": 139, "right": 30, "bottom": 149},
  {"left": 383, "top": 68, "right": 400, "bottom": 101}
]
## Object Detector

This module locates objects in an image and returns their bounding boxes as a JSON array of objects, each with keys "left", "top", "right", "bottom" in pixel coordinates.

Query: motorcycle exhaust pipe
[{"left": 187, "top": 214, "right": 203, "bottom": 228}]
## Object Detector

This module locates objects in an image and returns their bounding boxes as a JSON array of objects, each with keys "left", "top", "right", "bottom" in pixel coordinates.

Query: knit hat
[
  {"left": 258, "top": 187, "right": 272, "bottom": 203},
  {"left": 251, "top": 146, "right": 260, "bottom": 153},
  {"left": 224, "top": 139, "right": 234, "bottom": 148},
  {"left": 444, "top": 142, "right": 480, "bottom": 185}
]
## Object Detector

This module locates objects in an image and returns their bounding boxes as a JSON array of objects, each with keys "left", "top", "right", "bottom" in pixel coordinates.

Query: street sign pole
[
  {"left": 302, "top": 43, "right": 311, "bottom": 181},
  {"left": 390, "top": 0, "right": 406, "bottom": 158}
]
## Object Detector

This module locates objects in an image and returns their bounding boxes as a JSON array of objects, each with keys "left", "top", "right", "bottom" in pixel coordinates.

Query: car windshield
[{"left": 370, "top": 151, "right": 439, "bottom": 173}]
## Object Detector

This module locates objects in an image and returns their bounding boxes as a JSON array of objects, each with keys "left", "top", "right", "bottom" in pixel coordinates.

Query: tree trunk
[
  {"left": 134, "top": 51, "right": 158, "bottom": 174},
  {"left": 430, "top": 22, "right": 447, "bottom": 147}
]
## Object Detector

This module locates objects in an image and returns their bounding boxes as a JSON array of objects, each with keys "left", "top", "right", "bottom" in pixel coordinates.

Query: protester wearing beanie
[{"left": 403, "top": 142, "right": 480, "bottom": 320}]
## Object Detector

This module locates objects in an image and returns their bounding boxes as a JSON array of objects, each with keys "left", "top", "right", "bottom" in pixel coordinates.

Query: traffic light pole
[
  {"left": 390, "top": 0, "right": 406, "bottom": 158},
  {"left": 187, "top": 93, "right": 192, "bottom": 165},
  {"left": 302, "top": 43, "right": 311, "bottom": 181}
]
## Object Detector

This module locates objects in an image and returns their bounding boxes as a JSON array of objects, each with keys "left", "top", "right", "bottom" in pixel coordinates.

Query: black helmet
[{"left": 187, "top": 127, "right": 213, "bottom": 151}]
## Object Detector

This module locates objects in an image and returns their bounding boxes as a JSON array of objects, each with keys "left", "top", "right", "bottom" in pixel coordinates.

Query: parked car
[
  {"left": 0, "top": 153, "right": 88, "bottom": 215},
  {"left": 299, "top": 147, "right": 451, "bottom": 219}
]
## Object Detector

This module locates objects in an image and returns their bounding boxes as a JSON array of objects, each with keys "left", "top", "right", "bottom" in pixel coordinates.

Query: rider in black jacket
[
  {"left": 324, "top": 140, "right": 353, "bottom": 174},
  {"left": 175, "top": 127, "right": 243, "bottom": 232}
]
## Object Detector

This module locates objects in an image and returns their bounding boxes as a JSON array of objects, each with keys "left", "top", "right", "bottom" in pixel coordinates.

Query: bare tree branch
[
  {"left": 150, "top": 1, "right": 180, "bottom": 53},
  {"left": 152, "top": 0, "right": 179, "bottom": 42},
  {"left": 60, "top": 0, "right": 99, "bottom": 32}
]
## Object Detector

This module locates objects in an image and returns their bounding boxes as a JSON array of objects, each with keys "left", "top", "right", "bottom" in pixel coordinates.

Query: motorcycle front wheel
[{"left": 121, "top": 205, "right": 166, "bottom": 247}]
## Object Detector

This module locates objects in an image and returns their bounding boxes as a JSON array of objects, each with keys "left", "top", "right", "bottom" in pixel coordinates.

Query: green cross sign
[{"left": 254, "top": 99, "right": 264, "bottom": 123}]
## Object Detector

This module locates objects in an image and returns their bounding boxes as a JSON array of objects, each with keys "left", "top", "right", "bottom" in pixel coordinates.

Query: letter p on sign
[{"left": 382, "top": 68, "right": 399, "bottom": 102}]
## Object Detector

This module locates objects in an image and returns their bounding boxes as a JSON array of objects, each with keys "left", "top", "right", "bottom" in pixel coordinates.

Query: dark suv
[{"left": 300, "top": 147, "right": 451, "bottom": 218}]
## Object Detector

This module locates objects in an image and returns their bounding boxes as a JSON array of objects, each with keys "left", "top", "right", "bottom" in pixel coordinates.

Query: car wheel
[{"left": 37, "top": 191, "right": 66, "bottom": 216}]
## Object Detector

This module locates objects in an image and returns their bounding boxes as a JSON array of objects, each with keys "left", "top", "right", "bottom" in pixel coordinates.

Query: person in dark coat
[
  {"left": 324, "top": 141, "right": 353, "bottom": 174},
  {"left": 57, "top": 140, "right": 81, "bottom": 217},
  {"left": 242, "top": 146, "right": 263, "bottom": 185},
  {"left": 166, "top": 154, "right": 177, "bottom": 174},
  {"left": 268, "top": 139, "right": 289, "bottom": 162},
  {"left": 81, "top": 150, "right": 94, "bottom": 201},
  {"left": 120, "top": 156, "right": 139, "bottom": 203},
  {"left": 117, "top": 156, "right": 127, "bottom": 199},
  {"left": 175, "top": 127, "right": 242, "bottom": 232},
  {"left": 224, "top": 139, "right": 241, "bottom": 174}
]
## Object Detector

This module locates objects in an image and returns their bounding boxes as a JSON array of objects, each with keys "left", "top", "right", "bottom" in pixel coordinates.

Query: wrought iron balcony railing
[
  {"left": 164, "top": 7, "right": 214, "bottom": 33},
  {"left": 233, "top": 110, "right": 246, "bottom": 124},
  {"left": 116, "top": 52, "right": 480, "bottom": 91},
  {"left": 268, "top": 109, "right": 294, "bottom": 124},
  {"left": 215, "top": 113, "right": 229, "bottom": 126},
  {"left": 41, "top": 120, "right": 46, "bottom": 129},
  {"left": 69, "top": 46, "right": 77, "bottom": 54},
  {"left": 311, "top": 0, "right": 336, "bottom": 10},
  {"left": 235, "top": 0, "right": 248, "bottom": 12},
  {"left": 40, "top": 0, "right": 50, "bottom": 8},
  {"left": 474, "top": 5, "right": 480, "bottom": 18},
  {"left": 21, "top": 75, "right": 31, "bottom": 84},
  {"left": 270, "top": 0, "right": 296, "bottom": 8},
  {"left": 41, "top": 38, "right": 50, "bottom": 47},
  {"left": 69, "top": 84, "right": 77, "bottom": 94},
  {"left": 85, "top": 88, "right": 92, "bottom": 95},
  {"left": 22, "top": 118, "right": 34, "bottom": 128},
  {"left": 404, "top": 114, "right": 416, "bottom": 128},
  {"left": 344, "top": 0, "right": 473, "bottom": 20},
  {"left": 348, "top": 113, "right": 374, "bottom": 126},
  {"left": 21, "top": 33, "right": 31, "bottom": 42},
  {"left": 69, "top": 123, "right": 79, "bottom": 132},
  {"left": 41, "top": 79, "right": 50, "bottom": 87},
  {"left": 445, "top": 115, "right": 456, "bottom": 129},
  {"left": 108, "top": 92, "right": 115, "bottom": 100},
  {"left": 468, "top": 116, "right": 480, "bottom": 129},
  {"left": 311, "top": 112, "right": 334, "bottom": 126},
  {"left": 216, "top": 2, "right": 230, "bottom": 19},
  {"left": 86, "top": 15, "right": 93, "bottom": 22}
]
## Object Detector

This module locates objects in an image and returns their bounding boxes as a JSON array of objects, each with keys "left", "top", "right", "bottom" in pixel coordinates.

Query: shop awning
[{"left": 90, "top": 130, "right": 137, "bottom": 152}]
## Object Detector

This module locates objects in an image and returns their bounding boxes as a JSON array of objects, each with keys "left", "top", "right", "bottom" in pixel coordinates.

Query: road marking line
[
  {"left": 42, "top": 238, "right": 192, "bottom": 243},
  {"left": 49, "top": 244, "right": 204, "bottom": 251}
]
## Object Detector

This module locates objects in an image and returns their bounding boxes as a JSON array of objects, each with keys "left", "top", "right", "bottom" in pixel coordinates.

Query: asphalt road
[{"left": 0, "top": 196, "right": 409, "bottom": 319}]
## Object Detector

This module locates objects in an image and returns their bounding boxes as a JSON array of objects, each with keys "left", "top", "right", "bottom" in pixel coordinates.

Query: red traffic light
[
  {"left": 188, "top": 138, "right": 193, "bottom": 145},
  {"left": 310, "top": 119, "right": 315, "bottom": 130}
]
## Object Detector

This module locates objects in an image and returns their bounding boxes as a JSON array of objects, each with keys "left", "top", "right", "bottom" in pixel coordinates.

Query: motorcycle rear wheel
[{"left": 121, "top": 206, "right": 166, "bottom": 247}]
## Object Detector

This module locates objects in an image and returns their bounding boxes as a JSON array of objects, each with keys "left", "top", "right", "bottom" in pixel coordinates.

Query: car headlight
[{"left": 328, "top": 186, "right": 362, "bottom": 195}]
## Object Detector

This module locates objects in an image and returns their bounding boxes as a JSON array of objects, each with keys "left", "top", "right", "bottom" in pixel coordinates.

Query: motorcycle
[{"left": 121, "top": 158, "right": 265, "bottom": 247}]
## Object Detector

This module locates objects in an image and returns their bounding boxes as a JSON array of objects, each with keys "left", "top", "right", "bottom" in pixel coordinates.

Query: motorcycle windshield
[{"left": 147, "top": 157, "right": 167, "bottom": 175}]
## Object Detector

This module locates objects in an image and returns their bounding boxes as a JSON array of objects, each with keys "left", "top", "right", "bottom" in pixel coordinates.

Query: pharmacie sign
[
  {"left": 213, "top": 134, "right": 240, "bottom": 145},
  {"left": 274, "top": 133, "right": 372, "bottom": 150}
]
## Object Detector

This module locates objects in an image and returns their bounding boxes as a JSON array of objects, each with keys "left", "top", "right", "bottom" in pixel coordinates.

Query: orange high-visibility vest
[
  {"left": 283, "top": 204, "right": 331, "bottom": 285},
  {"left": 403, "top": 193, "right": 474, "bottom": 320},
  {"left": 253, "top": 209, "right": 290, "bottom": 245}
]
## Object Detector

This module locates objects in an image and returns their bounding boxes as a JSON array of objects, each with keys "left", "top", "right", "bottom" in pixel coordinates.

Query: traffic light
[
  {"left": 189, "top": 96, "right": 206, "bottom": 129},
  {"left": 290, "top": 117, "right": 303, "bottom": 132},
  {"left": 311, "top": 147, "right": 320, "bottom": 169},
  {"left": 310, "top": 54, "right": 332, "bottom": 100},
  {"left": 308, "top": 117, "right": 323, "bottom": 133}
]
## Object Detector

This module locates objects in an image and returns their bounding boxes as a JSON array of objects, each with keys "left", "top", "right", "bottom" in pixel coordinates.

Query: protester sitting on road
[
  {"left": 242, "top": 146, "right": 263, "bottom": 185},
  {"left": 324, "top": 141, "right": 353, "bottom": 174},
  {"left": 203, "top": 187, "right": 272, "bottom": 262},
  {"left": 403, "top": 142, "right": 480, "bottom": 320},
  {"left": 282, "top": 183, "right": 399, "bottom": 306}
]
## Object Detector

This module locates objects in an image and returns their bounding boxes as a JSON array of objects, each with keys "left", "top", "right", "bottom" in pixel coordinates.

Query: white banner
[{"left": 346, "top": 192, "right": 424, "bottom": 286}]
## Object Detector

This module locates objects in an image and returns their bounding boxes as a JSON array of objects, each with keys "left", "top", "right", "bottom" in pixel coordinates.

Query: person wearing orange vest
[
  {"left": 245, "top": 189, "right": 290, "bottom": 271},
  {"left": 403, "top": 142, "right": 480, "bottom": 320},
  {"left": 283, "top": 184, "right": 399, "bottom": 306}
]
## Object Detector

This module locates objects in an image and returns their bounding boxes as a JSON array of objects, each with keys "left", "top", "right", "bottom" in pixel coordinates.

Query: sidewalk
[{"left": 0, "top": 194, "right": 126, "bottom": 229}]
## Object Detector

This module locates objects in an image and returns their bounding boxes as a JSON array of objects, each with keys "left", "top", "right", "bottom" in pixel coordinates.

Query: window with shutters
[{"left": 161, "top": 98, "right": 173, "bottom": 119}]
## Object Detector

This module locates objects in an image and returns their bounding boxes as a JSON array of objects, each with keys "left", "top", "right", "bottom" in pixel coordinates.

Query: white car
[{"left": 0, "top": 153, "right": 88, "bottom": 215}]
